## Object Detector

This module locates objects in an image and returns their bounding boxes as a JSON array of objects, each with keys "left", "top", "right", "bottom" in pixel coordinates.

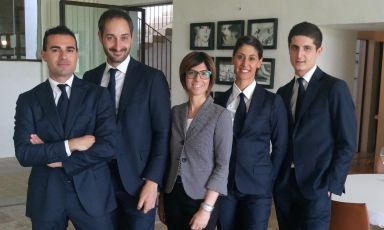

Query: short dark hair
[
  {"left": 288, "top": 21, "right": 323, "bottom": 49},
  {"left": 43, "top": 25, "right": 77, "bottom": 51},
  {"left": 98, "top": 8, "right": 134, "bottom": 35},
  {"left": 232, "top": 35, "right": 263, "bottom": 59},
  {"left": 179, "top": 52, "right": 216, "bottom": 96}
]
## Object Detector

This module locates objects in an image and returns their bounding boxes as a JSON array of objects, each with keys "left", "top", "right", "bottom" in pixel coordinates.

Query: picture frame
[
  {"left": 256, "top": 58, "right": 275, "bottom": 88},
  {"left": 247, "top": 18, "right": 278, "bottom": 49},
  {"left": 217, "top": 20, "right": 244, "bottom": 49},
  {"left": 215, "top": 57, "right": 235, "bottom": 85},
  {"left": 190, "top": 22, "right": 215, "bottom": 50}
]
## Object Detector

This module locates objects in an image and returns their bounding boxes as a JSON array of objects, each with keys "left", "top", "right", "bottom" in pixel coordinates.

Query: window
[{"left": 0, "top": 0, "right": 39, "bottom": 60}]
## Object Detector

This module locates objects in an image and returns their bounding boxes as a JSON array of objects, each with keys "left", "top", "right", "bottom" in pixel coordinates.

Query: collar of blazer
[
  {"left": 176, "top": 97, "right": 214, "bottom": 140},
  {"left": 294, "top": 67, "right": 323, "bottom": 126},
  {"left": 37, "top": 76, "right": 86, "bottom": 137}
]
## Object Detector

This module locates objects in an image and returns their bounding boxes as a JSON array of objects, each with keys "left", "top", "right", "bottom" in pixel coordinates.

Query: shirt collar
[
  {"left": 48, "top": 75, "right": 74, "bottom": 91},
  {"left": 106, "top": 55, "right": 130, "bottom": 74},
  {"left": 232, "top": 79, "right": 256, "bottom": 100},
  {"left": 295, "top": 65, "right": 317, "bottom": 83}
]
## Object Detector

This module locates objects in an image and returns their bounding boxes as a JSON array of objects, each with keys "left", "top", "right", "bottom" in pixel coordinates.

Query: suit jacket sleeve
[
  {"left": 63, "top": 87, "right": 116, "bottom": 176},
  {"left": 328, "top": 80, "right": 357, "bottom": 195},
  {"left": 14, "top": 94, "right": 68, "bottom": 167},
  {"left": 270, "top": 94, "right": 289, "bottom": 181},
  {"left": 206, "top": 109, "right": 233, "bottom": 195},
  {"left": 142, "top": 71, "right": 171, "bottom": 185}
]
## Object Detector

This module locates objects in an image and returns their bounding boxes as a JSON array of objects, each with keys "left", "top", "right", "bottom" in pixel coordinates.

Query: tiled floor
[{"left": 0, "top": 156, "right": 378, "bottom": 230}]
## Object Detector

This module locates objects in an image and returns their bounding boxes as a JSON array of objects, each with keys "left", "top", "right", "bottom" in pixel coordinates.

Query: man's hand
[
  {"left": 68, "top": 135, "right": 95, "bottom": 152},
  {"left": 30, "top": 134, "right": 63, "bottom": 168},
  {"left": 137, "top": 180, "right": 158, "bottom": 214},
  {"left": 47, "top": 162, "right": 63, "bottom": 168},
  {"left": 30, "top": 134, "right": 44, "bottom": 144}
]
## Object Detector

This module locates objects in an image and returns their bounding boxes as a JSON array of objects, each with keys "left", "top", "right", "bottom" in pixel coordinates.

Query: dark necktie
[
  {"left": 108, "top": 68, "right": 117, "bottom": 112},
  {"left": 233, "top": 93, "right": 246, "bottom": 136},
  {"left": 295, "top": 78, "right": 306, "bottom": 121},
  {"left": 57, "top": 84, "right": 69, "bottom": 126}
]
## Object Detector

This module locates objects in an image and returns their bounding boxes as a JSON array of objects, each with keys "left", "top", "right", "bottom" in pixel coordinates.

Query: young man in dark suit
[
  {"left": 83, "top": 9, "right": 171, "bottom": 230},
  {"left": 274, "top": 21, "right": 357, "bottom": 230},
  {"left": 13, "top": 25, "right": 116, "bottom": 229}
]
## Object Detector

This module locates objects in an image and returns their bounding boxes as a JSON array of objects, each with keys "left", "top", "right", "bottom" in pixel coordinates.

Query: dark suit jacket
[
  {"left": 83, "top": 58, "right": 171, "bottom": 196},
  {"left": 276, "top": 67, "right": 357, "bottom": 199},
  {"left": 13, "top": 76, "right": 117, "bottom": 220},
  {"left": 215, "top": 85, "right": 288, "bottom": 196}
]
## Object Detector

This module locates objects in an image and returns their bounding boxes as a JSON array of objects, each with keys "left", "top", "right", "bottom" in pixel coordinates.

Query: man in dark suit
[
  {"left": 274, "top": 21, "right": 357, "bottom": 230},
  {"left": 13, "top": 25, "right": 116, "bottom": 229},
  {"left": 83, "top": 9, "right": 171, "bottom": 230},
  {"left": 215, "top": 36, "right": 288, "bottom": 230}
]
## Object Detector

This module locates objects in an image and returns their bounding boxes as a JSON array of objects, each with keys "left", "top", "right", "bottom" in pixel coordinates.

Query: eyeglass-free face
[
  {"left": 185, "top": 63, "right": 210, "bottom": 97},
  {"left": 185, "top": 69, "right": 212, "bottom": 80}
]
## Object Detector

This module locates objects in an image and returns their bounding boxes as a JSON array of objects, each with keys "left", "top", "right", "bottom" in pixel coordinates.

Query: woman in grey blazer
[{"left": 161, "top": 52, "right": 232, "bottom": 230}]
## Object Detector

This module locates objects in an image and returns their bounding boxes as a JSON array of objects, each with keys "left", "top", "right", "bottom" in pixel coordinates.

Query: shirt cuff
[{"left": 64, "top": 140, "right": 71, "bottom": 156}]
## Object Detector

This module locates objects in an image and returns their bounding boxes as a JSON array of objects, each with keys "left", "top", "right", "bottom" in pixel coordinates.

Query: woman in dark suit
[
  {"left": 215, "top": 35, "right": 288, "bottom": 230},
  {"left": 161, "top": 52, "right": 232, "bottom": 230}
]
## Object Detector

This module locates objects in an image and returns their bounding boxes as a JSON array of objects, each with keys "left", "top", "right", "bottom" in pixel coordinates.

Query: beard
[{"left": 103, "top": 46, "right": 130, "bottom": 65}]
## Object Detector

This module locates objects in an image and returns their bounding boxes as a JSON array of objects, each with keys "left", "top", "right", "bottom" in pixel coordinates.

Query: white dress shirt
[
  {"left": 226, "top": 80, "right": 256, "bottom": 125},
  {"left": 290, "top": 65, "right": 316, "bottom": 119},
  {"left": 101, "top": 55, "right": 130, "bottom": 112},
  {"left": 48, "top": 75, "right": 74, "bottom": 156}
]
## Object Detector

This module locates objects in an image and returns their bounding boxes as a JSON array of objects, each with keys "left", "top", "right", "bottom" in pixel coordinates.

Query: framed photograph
[
  {"left": 215, "top": 57, "right": 235, "bottom": 85},
  {"left": 256, "top": 58, "right": 275, "bottom": 88},
  {"left": 190, "top": 22, "right": 215, "bottom": 50},
  {"left": 247, "top": 18, "right": 278, "bottom": 49},
  {"left": 217, "top": 20, "right": 244, "bottom": 49}
]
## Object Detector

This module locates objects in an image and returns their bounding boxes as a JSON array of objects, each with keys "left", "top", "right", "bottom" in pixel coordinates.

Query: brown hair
[{"left": 179, "top": 51, "right": 216, "bottom": 96}]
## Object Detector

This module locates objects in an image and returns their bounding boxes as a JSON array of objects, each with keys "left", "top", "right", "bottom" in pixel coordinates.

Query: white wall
[
  {"left": 171, "top": 0, "right": 384, "bottom": 105},
  {"left": 0, "top": 61, "right": 42, "bottom": 158}
]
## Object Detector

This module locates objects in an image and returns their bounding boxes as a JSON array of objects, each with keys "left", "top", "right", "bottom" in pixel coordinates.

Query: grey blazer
[{"left": 165, "top": 97, "right": 233, "bottom": 199}]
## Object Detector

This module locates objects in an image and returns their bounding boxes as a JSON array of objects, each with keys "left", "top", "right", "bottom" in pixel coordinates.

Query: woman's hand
[{"left": 189, "top": 208, "right": 211, "bottom": 230}]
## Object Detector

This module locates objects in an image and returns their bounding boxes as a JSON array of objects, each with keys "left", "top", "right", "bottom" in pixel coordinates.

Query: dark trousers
[
  {"left": 109, "top": 160, "right": 156, "bottom": 230},
  {"left": 164, "top": 180, "right": 219, "bottom": 230},
  {"left": 32, "top": 181, "right": 113, "bottom": 230},
  {"left": 218, "top": 186, "right": 272, "bottom": 230},
  {"left": 274, "top": 169, "right": 331, "bottom": 230}
]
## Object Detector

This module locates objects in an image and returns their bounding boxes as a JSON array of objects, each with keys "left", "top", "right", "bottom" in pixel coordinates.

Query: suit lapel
[
  {"left": 64, "top": 76, "right": 86, "bottom": 136},
  {"left": 295, "top": 68, "right": 323, "bottom": 123},
  {"left": 175, "top": 103, "right": 188, "bottom": 140},
  {"left": 117, "top": 58, "right": 141, "bottom": 121},
  {"left": 215, "top": 87, "right": 232, "bottom": 107},
  {"left": 240, "top": 85, "right": 265, "bottom": 136},
  {"left": 186, "top": 97, "right": 213, "bottom": 139},
  {"left": 93, "top": 64, "right": 106, "bottom": 84},
  {"left": 36, "top": 81, "right": 64, "bottom": 136}
]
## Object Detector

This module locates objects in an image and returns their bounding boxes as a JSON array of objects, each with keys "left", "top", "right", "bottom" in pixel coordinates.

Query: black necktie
[
  {"left": 295, "top": 78, "right": 305, "bottom": 121},
  {"left": 108, "top": 68, "right": 117, "bottom": 112},
  {"left": 233, "top": 93, "right": 246, "bottom": 136},
  {"left": 57, "top": 84, "right": 69, "bottom": 126}
]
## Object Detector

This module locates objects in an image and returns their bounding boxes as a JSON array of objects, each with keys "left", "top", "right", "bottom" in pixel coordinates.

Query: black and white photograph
[
  {"left": 217, "top": 20, "right": 244, "bottom": 49},
  {"left": 215, "top": 57, "right": 235, "bottom": 85},
  {"left": 190, "top": 22, "right": 215, "bottom": 50},
  {"left": 256, "top": 58, "right": 275, "bottom": 88},
  {"left": 248, "top": 18, "right": 278, "bottom": 49}
]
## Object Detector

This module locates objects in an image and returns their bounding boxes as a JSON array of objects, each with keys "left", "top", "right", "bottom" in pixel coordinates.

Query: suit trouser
[
  {"left": 218, "top": 185, "right": 272, "bottom": 230},
  {"left": 31, "top": 180, "right": 114, "bottom": 230},
  {"left": 109, "top": 160, "right": 156, "bottom": 230},
  {"left": 274, "top": 168, "right": 331, "bottom": 230},
  {"left": 164, "top": 178, "right": 219, "bottom": 230}
]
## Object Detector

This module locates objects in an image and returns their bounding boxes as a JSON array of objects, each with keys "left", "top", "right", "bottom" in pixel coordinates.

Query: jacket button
[{"left": 181, "top": 158, "right": 187, "bottom": 163}]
